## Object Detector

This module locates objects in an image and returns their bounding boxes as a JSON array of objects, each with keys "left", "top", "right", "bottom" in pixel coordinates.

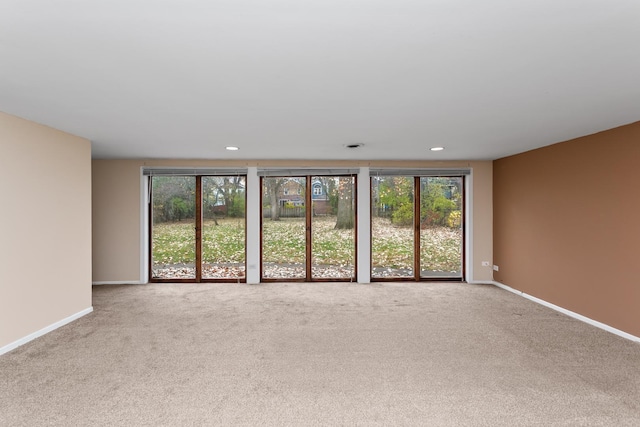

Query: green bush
[
  {"left": 391, "top": 202, "right": 414, "bottom": 226},
  {"left": 421, "top": 192, "right": 457, "bottom": 227},
  {"left": 227, "top": 195, "right": 246, "bottom": 217},
  {"left": 169, "top": 197, "right": 190, "bottom": 221}
]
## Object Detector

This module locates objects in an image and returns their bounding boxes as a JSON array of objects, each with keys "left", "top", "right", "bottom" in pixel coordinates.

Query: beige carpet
[{"left": 1, "top": 282, "right": 639, "bottom": 426}]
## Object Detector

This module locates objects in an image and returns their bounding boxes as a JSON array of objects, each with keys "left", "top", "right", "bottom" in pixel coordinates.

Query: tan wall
[
  {"left": 0, "top": 112, "right": 92, "bottom": 349},
  {"left": 92, "top": 159, "right": 493, "bottom": 283},
  {"left": 494, "top": 121, "right": 640, "bottom": 337},
  {"left": 92, "top": 160, "right": 143, "bottom": 282},
  {"left": 469, "top": 161, "right": 493, "bottom": 282}
]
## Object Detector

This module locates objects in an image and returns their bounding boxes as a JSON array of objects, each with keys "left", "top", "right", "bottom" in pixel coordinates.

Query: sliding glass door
[
  {"left": 371, "top": 176, "right": 415, "bottom": 278},
  {"left": 311, "top": 176, "right": 356, "bottom": 279},
  {"left": 261, "top": 175, "right": 356, "bottom": 281},
  {"left": 150, "top": 174, "right": 246, "bottom": 282},
  {"left": 151, "top": 176, "right": 197, "bottom": 279},
  {"left": 201, "top": 176, "right": 246, "bottom": 280},
  {"left": 371, "top": 175, "right": 464, "bottom": 280},
  {"left": 262, "top": 177, "right": 307, "bottom": 279},
  {"left": 149, "top": 171, "right": 461, "bottom": 283},
  {"left": 419, "top": 177, "right": 463, "bottom": 278}
]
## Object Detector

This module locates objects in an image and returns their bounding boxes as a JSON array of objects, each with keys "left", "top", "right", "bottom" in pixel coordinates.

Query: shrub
[
  {"left": 391, "top": 202, "right": 414, "bottom": 226},
  {"left": 421, "top": 192, "right": 456, "bottom": 227},
  {"left": 168, "top": 197, "right": 190, "bottom": 221},
  {"left": 446, "top": 210, "right": 461, "bottom": 228}
]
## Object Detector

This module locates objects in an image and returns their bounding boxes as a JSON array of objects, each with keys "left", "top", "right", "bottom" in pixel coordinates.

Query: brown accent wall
[
  {"left": 0, "top": 112, "right": 92, "bottom": 349},
  {"left": 494, "top": 121, "right": 640, "bottom": 337}
]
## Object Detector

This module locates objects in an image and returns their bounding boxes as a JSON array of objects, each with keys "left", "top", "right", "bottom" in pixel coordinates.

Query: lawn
[
  {"left": 152, "top": 216, "right": 461, "bottom": 276},
  {"left": 371, "top": 217, "right": 462, "bottom": 273}
]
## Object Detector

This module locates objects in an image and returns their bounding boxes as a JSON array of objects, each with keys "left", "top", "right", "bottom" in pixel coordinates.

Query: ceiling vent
[{"left": 344, "top": 143, "right": 364, "bottom": 149}]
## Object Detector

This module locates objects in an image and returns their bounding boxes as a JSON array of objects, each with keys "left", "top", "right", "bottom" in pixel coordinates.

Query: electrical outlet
[
  {"left": 493, "top": 265, "right": 499, "bottom": 271},
  {"left": 481, "top": 261, "right": 490, "bottom": 267}
]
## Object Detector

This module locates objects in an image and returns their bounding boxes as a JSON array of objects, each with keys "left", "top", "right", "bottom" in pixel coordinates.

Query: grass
[
  {"left": 152, "top": 216, "right": 461, "bottom": 273},
  {"left": 262, "top": 218, "right": 306, "bottom": 264},
  {"left": 262, "top": 217, "right": 357, "bottom": 265},
  {"left": 371, "top": 217, "right": 462, "bottom": 272},
  {"left": 152, "top": 220, "right": 197, "bottom": 265},
  {"left": 152, "top": 218, "right": 245, "bottom": 265}
]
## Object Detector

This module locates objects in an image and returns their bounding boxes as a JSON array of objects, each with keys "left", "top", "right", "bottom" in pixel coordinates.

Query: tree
[
  {"left": 264, "top": 178, "right": 286, "bottom": 221},
  {"left": 334, "top": 177, "right": 355, "bottom": 229},
  {"left": 203, "top": 176, "right": 246, "bottom": 218},
  {"left": 372, "top": 176, "right": 414, "bottom": 226},
  {"left": 419, "top": 177, "right": 461, "bottom": 228},
  {"left": 222, "top": 176, "right": 245, "bottom": 217},
  {"left": 152, "top": 176, "right": 196, "bottom": 223}
]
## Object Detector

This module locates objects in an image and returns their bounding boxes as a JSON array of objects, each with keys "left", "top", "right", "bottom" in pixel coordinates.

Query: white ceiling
[{"left": 1, "top": 1, "right": 639, "bottom": 161}]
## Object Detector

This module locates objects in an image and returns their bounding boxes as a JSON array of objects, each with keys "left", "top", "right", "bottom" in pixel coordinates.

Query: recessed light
[
  {"left": 430, "top": 146, "right": 444, "bottom": 151},
  {"left": 225, "top": 146, "right": 239, "bottom": 151}
]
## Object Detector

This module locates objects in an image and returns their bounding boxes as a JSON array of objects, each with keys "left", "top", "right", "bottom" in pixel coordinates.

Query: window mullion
[{"left": 195, "top": 176, "right": 203, "bottom": 282}]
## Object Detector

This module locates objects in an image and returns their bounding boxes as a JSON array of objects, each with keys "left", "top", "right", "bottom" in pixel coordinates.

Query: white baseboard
[
  {"left": 0, "top": 307, "right": 94, "bottom": 356},
  {"left": 92, "top": 281, "right": 145, "bottom": 285},
  {"left": 489, "top": 281, "right": 640, "bottom": 343}
]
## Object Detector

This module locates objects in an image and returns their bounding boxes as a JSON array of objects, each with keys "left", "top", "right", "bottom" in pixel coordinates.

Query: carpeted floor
[{"left": 1, "top": 282, "right": 639, "bottom": 426}]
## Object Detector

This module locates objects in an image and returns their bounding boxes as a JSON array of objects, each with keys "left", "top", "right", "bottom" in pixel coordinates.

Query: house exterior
[{"left": 275, "top": 179, "right": 332, "bottom": 215}]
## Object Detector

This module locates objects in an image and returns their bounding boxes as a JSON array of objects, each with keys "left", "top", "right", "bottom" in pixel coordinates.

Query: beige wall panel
[
  {"left": 470, "top": 162, "right": 493, "bottom": 282},
  {"left": 0, "top": 112, "right": 92, "bottom": 349},
  {"left": 92, "top": 160, "right": 142, "bottom": 282},
  {"left": 494, "top": 121, "right": 640, "bottom": 337},
  {"left": 91, "top": 159, "right": 492, "bottom": 283}
]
